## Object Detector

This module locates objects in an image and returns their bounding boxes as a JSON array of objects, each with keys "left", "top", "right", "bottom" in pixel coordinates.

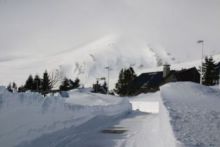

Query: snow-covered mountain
[{"left": 0, "top": 34, "right": 174, "bottom": 88}]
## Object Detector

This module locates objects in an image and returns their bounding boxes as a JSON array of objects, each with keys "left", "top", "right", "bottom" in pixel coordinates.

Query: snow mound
[
  {"left": 160, "top": 82, "right": 220, "bottom": 147},
  {"left": 0, "top": 87, "right": 131, "bottom": 147}
]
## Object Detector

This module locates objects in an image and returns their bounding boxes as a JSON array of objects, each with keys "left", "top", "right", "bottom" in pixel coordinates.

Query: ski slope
[
  {"left": 140, "top": 53, "right": 220, "bottom": 74},
  {"left": 0, "top": 34, "right": 174, "bottom": 88}
]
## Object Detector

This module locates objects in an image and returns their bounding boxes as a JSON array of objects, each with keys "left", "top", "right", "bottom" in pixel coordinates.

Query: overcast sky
[{"left": 0, "top": 0, "right": 220, "bottom": 61}]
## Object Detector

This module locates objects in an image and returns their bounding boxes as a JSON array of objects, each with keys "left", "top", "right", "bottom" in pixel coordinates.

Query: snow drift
[
  {"left": 160, "top": 82, "right": 220, "bottom": 147},
  {"left": 0, "top": 87, "right": 131, "bottom": 147}
]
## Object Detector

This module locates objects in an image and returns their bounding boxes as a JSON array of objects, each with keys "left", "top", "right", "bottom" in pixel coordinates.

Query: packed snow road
[
  {"left": 17, "top": 111, "right": 161, "bottom": 147},
  {"left": 16, "top": 92, "right": 165, "bottom": 147}
]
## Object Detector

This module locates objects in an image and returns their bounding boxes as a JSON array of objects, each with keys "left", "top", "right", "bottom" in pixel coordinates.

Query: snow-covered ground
[
  {"left": 1, "top": 82, "right": 220, "bottom": 147},
  {"left": 16, "top": 92, "right": 176, "bottom": 147},
  {"left": 0, "top": 86, "right": 178, "bottom": 147},
  {"left": 0, "top": 87, "right": 131, "bottom": 147},
  {"left": 130, "top": 92, "right": 179, "bottom": 147},
  {"left": 161, "top": 82, "right": 220, "bottom": 147}
]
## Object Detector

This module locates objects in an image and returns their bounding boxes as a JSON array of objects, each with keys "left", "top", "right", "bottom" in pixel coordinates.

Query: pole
[
  {"left": 105, "top": 66, "right": 110, "bottom": 95},
  {"left": 197, "top": 40, "right": 204, "bottom": 85},
  {"left": 219, "top": 71, "right": 220, "bottom": 89},
  {"left": 107, "top": 68, "right": 109, "bottom": 95},
  {"left": 201, "top": 42, "right": 204, "bottom": 85}
]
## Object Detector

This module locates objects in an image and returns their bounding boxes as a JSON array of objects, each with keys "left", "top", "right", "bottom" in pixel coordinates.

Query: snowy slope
[
  {"left": 160, "top": 82, "right": 220, "bottom": 147},
  {"left": 0, "top": 87, "right": 131, "bottom": 147},
  {"left": 138, "top": 53, "right": 220, "bottom": 74},
  {"left": 0, "top": 34, "right": 173, "bottom": 88}
]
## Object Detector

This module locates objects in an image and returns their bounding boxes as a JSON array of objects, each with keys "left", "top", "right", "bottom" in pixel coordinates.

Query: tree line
[
  {"left": 7, "top": 70, "right": 80, "bottom": 95},
  {"left": 6, "top": 56, "right": 220, "bottom": 97}
]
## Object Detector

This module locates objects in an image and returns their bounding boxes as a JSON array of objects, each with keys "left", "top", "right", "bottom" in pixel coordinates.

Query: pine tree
[
  {"left": 12, "top": 82, "right": 17, "bottom": 92},
  {"left": 115, "top": 69, "right": 125, "bottom": 95},
  {"left": 12, "top": 82, "right": 17, "bottom": 90},
  {"left": 24, "top": 75, "right": 34, "bottom": 90},
  {"left": 42, "top": 70, "right": 52, "bottom": 92},
  {"left": 60, "top": 78, "right": 80, "bottom": 91},
  {"left": 92, "top": 80, "right": 107, "bottom": 94},
  {"left": 102, "top": 81, "right": 108, "bottom": 93},
  {"left": 202, "top": 56, "right": 218, "bottom": 86},
  {"left": 7, "top": 83, "right": 13, "bottom": 92},
  {"left": 115, "top": 67, "right": 137, "bottom": 96},
  {"left": 33, "top": 75, "right": 42, "bottom": 91},
  {"left": 92, "top": 80, "right": 100, "bottom": 93},
  {"left": 72, "top": 78, "right": 80, "bottom": 88},
  {"left": 18, "top": 85, "right": 26, "bottom": 92},
  {"left": 60, "top": 78, "right": 71, "bottom": 91}
]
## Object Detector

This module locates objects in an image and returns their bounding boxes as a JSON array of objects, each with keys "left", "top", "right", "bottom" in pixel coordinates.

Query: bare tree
[{"left": 49, "top": 69, "right": 65, "bottom": 88}]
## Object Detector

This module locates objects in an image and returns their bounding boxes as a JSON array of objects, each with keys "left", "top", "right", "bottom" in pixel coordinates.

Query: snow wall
[
  {"left": 159, "top": 95, "right": 183, "bottom": 147},
  {"left": 0, "top": 87, "right": 132, "bottom": 147},
  {"left": 160, "top": 82, "right": 220, "bottom": 147}
]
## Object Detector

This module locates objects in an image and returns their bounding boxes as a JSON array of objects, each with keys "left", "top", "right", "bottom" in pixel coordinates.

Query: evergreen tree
[
  {"left": 12, "top": 82, "right": 17, "bottom": 91},
  {"left": 115, "top": 67, "right": 137, "bottom": 96},
  {"left": 60, "top": 78, "right": 71, "bottom": 91},
  {"left": 102, "top": 81, "right": 108, "bottom": 93},
  {"left": 24, "top": 75, "right": 34, "bottom": 90},
  {"left": 7, "top": 83, "right": 13, "bottom": 92},
  {"left": 42, "top": 70, "right": 52, "bottom": 92},
  {"left": 33, "top": 75, "right": 42, "bottom": 91},
  {"left": 60, "top": 78, "right": 80, "bottom": 91},
  {"left": 18, "top": 85, "right": 26, "bottom": 92},
  {"left": 72, "top": 78, "right": 80, "bottom": 88},
  {"left": 92, "top": 80, "right": 107, "bottom": 94},
  {"left": 92, "top": 80, "right": 100, "bottom": 93},
  {"left": 202, "top": 56, "right": 218, "bottom": 86}
]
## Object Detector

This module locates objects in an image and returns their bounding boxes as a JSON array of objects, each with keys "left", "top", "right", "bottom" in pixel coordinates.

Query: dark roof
[
  {"left": 173, "top": 67, "right": 200, "bottom": 82},
  {"left": 130, "top": 67, "right": 200, "bottom": 91},
  {"left": 129, "top": 71, "right": 163, "bottom": 90}
]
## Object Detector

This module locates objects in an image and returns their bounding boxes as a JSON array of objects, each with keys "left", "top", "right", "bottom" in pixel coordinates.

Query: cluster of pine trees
[
  {"left": 202, "top": 56, "right": 219, "bottom": 86},
  {"left": 19, "top": 71, "right": 52, "bottom": 93},
  {"left": 92, "top": 80, "right": 108, "bottom": 94},
  {"left": 91, "top": 67, "right": 137, "bottom": 96},
  {"left": 7, "top": 70, "right": 80, "bottom": 95},
  {"left": 59, "top": 78, "right": 80, "bottom": 91},
  {"left": 114, "top": 67, "right": 137, "bottom": 96}
]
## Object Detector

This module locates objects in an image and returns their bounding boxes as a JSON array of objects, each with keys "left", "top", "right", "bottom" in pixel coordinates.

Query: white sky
[{"left": 0, "top": 0, "right": 220, "bottom": 61}]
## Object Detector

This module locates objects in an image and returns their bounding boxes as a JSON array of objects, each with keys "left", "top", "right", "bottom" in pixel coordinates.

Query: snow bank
[
  {"left": 160, "top": 82, "right": 220, "bottom": 147},
  {"left": 130, "top": 92, "right": 180, "bottom": 147},
  {"left": 0, "top": 87, "right": 131, "bottom": 147},
  {"left": 130, "top": 93, "right": 160, "bottom": 113},
  {"left": 159, "top": 95, "right": 183, "bottom": 147}
]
